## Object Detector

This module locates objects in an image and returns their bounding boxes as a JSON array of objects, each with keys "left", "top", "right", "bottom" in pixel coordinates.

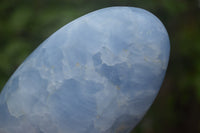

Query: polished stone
[{"left": 0, "top": 7, "right": 170, "bottom": 133}]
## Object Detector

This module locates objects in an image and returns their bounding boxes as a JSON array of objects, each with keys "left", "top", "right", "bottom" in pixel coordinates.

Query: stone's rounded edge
[
  {"left": 36, "top": 6, "right": 170, "bottom": 60},
  {"left": 132, "top": 6, "right": 171, "bottom": 61},
  {"left": 124, "top": 6, "right": 171, "bottom": 75},
  {"left": 55, "top": 6, "right": 170, "bottom": 55},
  {"left": 99, "top": 6, "right": 171, "bottom": 51}
]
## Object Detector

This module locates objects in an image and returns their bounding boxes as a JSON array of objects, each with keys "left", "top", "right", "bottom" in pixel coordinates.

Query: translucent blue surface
[{"left": 0, "top": 7, "right": 170, "bottom": 133}]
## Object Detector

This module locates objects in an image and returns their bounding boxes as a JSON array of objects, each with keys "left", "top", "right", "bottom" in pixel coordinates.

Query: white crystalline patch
[
  {"left": 84, "top": 62, "right": 105, "bottom": 84},
  {"left": 100, "top": 46, "right": 125, "bottom": 66},
  {"left": 6, "top": 85, "right": 34, "bottom": 118},
  {"left": 7, "top": 90, "right": 25, "bottom": 118}
]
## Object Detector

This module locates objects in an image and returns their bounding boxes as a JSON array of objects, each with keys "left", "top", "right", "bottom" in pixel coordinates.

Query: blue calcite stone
[{"left": 0, "top": 7, "right": 170, "bottom": 133}]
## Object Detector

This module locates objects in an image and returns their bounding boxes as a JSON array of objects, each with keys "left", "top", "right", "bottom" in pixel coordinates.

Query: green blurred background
[{"left": 0, "top": 0, "right": 200, "bottom": 132}]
